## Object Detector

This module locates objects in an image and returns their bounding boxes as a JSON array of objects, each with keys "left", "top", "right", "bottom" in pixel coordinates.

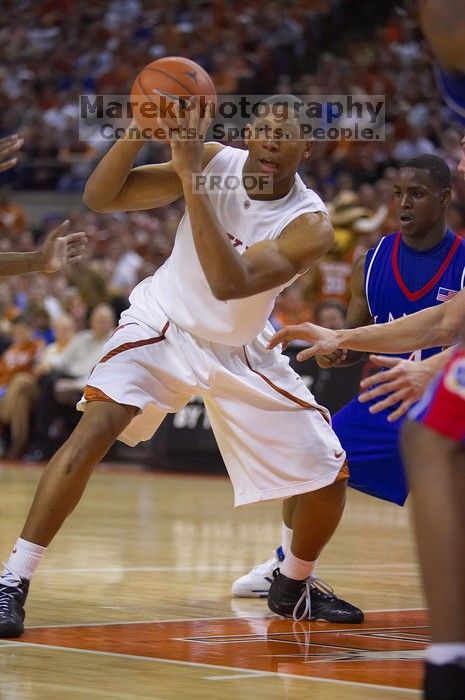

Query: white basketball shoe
[{"left": 231, "top": 547, "right": 285, "bottom": 598}]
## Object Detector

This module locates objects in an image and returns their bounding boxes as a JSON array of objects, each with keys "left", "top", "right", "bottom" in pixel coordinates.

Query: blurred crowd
[{"left": 0, "top": 0, "right": 463, "bottom": 458}]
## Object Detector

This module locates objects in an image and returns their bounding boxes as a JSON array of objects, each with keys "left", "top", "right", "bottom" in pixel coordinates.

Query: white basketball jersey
[{"left": 128, "top": 146, "right": 327, "bottom": 346}]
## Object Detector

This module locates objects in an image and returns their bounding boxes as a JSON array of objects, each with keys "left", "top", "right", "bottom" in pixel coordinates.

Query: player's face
[
  {"left": 393, "top": 168, "right": 449, "bottom": 237},
  {"left": 458, "top": 137, "right": 465, "bottom": 180},
  {"left": 245, "top": 111, "right": 311, "bottom": 191}
]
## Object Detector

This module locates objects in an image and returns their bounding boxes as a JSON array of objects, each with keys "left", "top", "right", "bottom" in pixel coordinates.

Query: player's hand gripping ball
[{"left": 131, "top": 56, "right": 217, "bottom": 140}]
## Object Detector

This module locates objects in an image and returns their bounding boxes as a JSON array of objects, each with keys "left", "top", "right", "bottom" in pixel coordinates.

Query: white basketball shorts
[{"left": 78, "top": 301, "right": 347, "bottom": 506}]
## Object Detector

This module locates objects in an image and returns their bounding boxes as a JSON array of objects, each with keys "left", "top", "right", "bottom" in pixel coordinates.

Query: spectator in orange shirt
[
  {"left": 0, "top": 186, "right": 27, "bottom": 236},
  {"left": 0, "top": 316, "right": 44, "bottom": 459}
]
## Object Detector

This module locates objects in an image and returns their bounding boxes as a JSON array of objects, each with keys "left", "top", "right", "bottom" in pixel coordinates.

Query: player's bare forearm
[
  {"left": 335, "top": 301, "right": 457, "bottom": 353},
  {"left": 83, "top": 125, "right": 147, "bottom": 211},
  {"left": 0, "top": 252, "right": 41, "bottom": 277},
  {"left": 180, "top": 174, "right": 253, "bottom": 298}
]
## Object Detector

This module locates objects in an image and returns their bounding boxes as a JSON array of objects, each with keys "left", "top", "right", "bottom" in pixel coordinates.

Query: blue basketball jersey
[
  {"left": 334, "top": 229, "right": 465, "bottom": 506},
  {"left": 365, "top": 230, "right": 465, "bottom": 361}
]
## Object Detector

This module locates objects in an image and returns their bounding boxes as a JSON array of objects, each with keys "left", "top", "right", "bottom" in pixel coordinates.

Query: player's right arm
[
  {"left": 83, "top": 124, "right": 223, "bottom": 213},
  {"left": 268, "top": 286, "right": 465, "bottom": 359},
  {"left": 316, "top": 253, "right": 372, "bottom": 368}
]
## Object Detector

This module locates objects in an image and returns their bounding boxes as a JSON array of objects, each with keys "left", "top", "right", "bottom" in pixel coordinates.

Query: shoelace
[
  {"left": 292, "top": 576, "right": 336, "bottom": 622},
  {"left": 0, "top": 563, "right": 22, "bottom": 590},
  {"left": 310, "top": 576, "right": 335, "bottom": 598},
  {"left": 0, "top": 585, "right": 20, "bottom": 612},
  {"left": 0, "top": 565, "right": 22, "bottom": 613},
  {"left": 292, "top": 578, "right": 311, "bottom": 622}
]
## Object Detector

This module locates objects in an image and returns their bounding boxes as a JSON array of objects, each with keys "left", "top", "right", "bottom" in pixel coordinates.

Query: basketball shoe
[
  {"left": 0, "top": 570, "right": 29, "bottom": 637},
  {"left": 231, "top": 547, "right": 284, "bottom": 598},
  {"left": 268, "top": 571, "right": 364, "bottom": 623},
  {"left": 232, "top": 550, "right": 364, "bottom": 623}
]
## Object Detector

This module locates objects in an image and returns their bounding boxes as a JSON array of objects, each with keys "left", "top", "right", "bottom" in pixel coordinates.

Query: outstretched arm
[
  {"left": 83, "top": 120, "right": 223, "bottom": 213},
  {"left": 0, "top": 220, "right": 87, "bottom": 277},
  {"left": 268, "top": 288, "right": 464, "bottom": 359}
]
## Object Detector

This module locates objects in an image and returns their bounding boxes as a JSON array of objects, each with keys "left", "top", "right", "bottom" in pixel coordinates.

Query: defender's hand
[
  {"left": 39, "top": 220, "right": 88, "bottom": 273},
  {"left": 268, "top": 322, "right": 340, "bottom": 360},
  {"left": 359, "top": 354, "right": 433, "bottom": 421}
]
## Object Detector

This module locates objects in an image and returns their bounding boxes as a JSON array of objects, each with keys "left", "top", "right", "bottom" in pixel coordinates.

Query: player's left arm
[
  {"left": 184, "top": 190, "right": 334, "bottom": 299},
  {"left": 214, "top": 212, "right": 334, "bottom": 299}
]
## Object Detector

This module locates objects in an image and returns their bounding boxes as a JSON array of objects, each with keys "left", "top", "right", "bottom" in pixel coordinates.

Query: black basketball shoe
[
  {"left": 424, "top": 661, "right": 465, "bottom": 700},
  {"left": 0, "top": 575, "right": 29, "bottom": 637},
  {"left": 310, "top": 577, "right": 364, "bottom": 623},
  {"left": 268, "top": 572, "right": 312, "bottom": 620},
  {"left": 268, "top": 572, "right": 364, "bottom": 623}
]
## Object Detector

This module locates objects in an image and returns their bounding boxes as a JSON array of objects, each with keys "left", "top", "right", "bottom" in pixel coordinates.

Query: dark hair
[
  {"left": 251, "top": 94, "right": 305, "bottom": 122},
  {"left": 400, "top": 154, "right": 452, "bottom": 190}
]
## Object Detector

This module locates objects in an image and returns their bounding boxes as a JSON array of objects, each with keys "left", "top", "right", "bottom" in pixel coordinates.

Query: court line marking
[
  {"left": 203, "top": 672, "right": 274, "bottom": 680},
  {"left": 0, "top": 640, "right": 418, "bottom": 694},
  {"left": 25, "top": 609, "right": 427, "bottom": 630},
  {"left": 33, "top": 562, "right": 419, "bottom": 574},
  {"left": 26, "top": 610, "right": 427, "bottom": 630},
  {"left": 36, "top": 565, "right": 247, "bottom": 574}
]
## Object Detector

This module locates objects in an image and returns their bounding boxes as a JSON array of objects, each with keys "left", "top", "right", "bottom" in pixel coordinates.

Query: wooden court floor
[{"left": 0, "top": 461, "right": 425, "bottom": 699}]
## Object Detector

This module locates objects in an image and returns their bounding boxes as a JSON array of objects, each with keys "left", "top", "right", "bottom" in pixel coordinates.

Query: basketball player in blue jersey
[{"left": 232, "top": 153, "right": 465, "bottom": 598}]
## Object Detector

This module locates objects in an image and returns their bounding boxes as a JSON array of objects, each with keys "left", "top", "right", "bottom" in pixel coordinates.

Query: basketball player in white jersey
[{"left": 0, "top": 95, "right": 363, "bottom": 636}]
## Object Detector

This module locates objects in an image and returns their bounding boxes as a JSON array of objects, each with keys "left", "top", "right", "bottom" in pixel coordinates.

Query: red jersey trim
[{"left": 391, "top": 232, "right": 461, "bottom": 302}]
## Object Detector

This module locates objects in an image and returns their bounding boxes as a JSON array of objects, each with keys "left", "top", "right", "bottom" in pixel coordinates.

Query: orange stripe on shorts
[
  {"left": 99, "top": 321, "right": 170, "bottom": 364},
  {"left": 242, "top": 346, "right": 330, "bottom": 422},
  {"left": 83, "top": 386, "right": 116, "bottom": 403},
  {"left": 335, "top": 459, "right": 349, "bottom": 482}
]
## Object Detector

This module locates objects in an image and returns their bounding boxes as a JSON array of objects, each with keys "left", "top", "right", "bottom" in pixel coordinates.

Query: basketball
[{"left": 130, "top": 57, "right": 216, "bottom": 139}]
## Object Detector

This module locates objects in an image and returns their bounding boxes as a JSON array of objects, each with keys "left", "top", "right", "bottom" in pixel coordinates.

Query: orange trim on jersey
[
  {"left": 335, "top": 459, "right": 350, "bottom": 482},
  {"left": 83, "top": 386, "right": 116, "bottom": 403},
  {"left": 99, "top": 322, "right": 170, "bottom": 364},
  {"left": 242, "top": 347, "right": 329, "bottom": 422}
]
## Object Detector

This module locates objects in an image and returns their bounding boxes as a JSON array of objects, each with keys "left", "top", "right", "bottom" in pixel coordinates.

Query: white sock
[
  {"left": 280, "top": 550, "right": 315, "bottom": 581},
  {"left": 426, "top": 643, "right": 465, "bottom": 666},
  {"left": 281, "top": 523, "right": 293, "bottom": 557},
  {"left": 281, "top": 524, "right": 319, "bottom": 576},
  {"left": 1, "top": 538, "right": 46, "bottom": 586}
]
